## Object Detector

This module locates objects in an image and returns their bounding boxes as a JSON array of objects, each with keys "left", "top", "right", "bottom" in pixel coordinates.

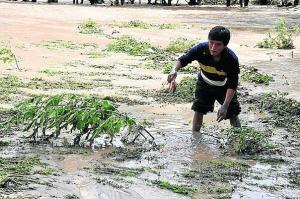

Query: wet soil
[{"left": 0, "top": 2, "right": 300, "bottom": 199}]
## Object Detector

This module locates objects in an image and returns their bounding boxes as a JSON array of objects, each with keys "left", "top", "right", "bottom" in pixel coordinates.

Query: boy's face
[{"left": 208, "top": 40, "right": 225, "bottom": 57}]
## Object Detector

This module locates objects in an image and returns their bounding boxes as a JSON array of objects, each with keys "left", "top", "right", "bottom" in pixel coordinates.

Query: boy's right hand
[{"left": 167, "top": 71, "right": 177, "bottom": 83}]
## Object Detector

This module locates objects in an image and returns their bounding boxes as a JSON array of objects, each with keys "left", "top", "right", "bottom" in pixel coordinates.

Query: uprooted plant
[{"left": 0, "top": 95, "right": 153, "bottom": 146}]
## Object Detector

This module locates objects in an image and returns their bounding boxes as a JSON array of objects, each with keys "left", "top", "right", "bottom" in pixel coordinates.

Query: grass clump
[
  {"left": 125, "top": 20, "right": 151, "bottom": 29},
  {"left": 107, "top": 35, "right": 157, "bottom": 56},
  {"left": 37, "top": 40, "right": 98, "bottom": 50},
  {"left": 224, "top": 127, "right": 270, "bottom": 155},
  {"left": 153, "top": 180, "right": 198, "bottom": 196},
  {"left": 248, "top": 92, "right": 300, "bottom": 133},
  {"left": 163, "top": 61, "right": 198, "bottom": 74},
  {"left": 155, "top": 76, "right": 196, "bottom": 103},
  {"left": 241, "top": 65, "right": 273, "bottom": 85},
  {"left": 182, "top": 159, "right": 249, "bottom": 196},
  {"left": 257, "top": 18, "right": 294, "bottom": 49},
  {"left": 0, "top": 75, "right": 22, "bottom": 103},
  {"left": 33, "top": 168, "right": 56, "bottom": 175},
  {"left": 158, "top": 23, "right": 178, "bottom": 29},
  {"left": 165, "top": 38, "right": 197, "bottom": 53},
  {"left": 0, "top": 48, "right": 15, "bottom": 64},
  {"left": 0, "top": 140, "right": 10, "bottom": 147},
  {"left": 0, "top": 156, "right": 44, "bottom": 182},
  {"left": 94, "top": 165, "right": 144, "bottom": 177},
  {"left": 78, "top": 19, "right": 102, "bottom": 34}
]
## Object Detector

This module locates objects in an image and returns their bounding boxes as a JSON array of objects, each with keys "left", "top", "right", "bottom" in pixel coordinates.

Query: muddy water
[{"left": 247, "top": 57, "right": 300, "bottom": 100}]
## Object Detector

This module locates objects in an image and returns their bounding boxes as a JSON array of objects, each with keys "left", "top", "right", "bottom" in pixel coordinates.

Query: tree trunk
[
  {"left": 189, "top": 0, "right": 198, "bottom": 5},
  {"left": 167, "top": 0, "right": 171, "bottom": 5}
]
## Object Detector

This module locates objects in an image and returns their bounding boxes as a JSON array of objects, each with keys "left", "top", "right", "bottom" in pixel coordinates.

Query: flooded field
[{"left": 0, "top": 2, "right": 299, "bottom": 199}]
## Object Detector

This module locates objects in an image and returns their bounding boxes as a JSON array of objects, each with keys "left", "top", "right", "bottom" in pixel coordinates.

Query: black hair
[{"left": 208, "top": 26, "right": 230, "bottom": 46}]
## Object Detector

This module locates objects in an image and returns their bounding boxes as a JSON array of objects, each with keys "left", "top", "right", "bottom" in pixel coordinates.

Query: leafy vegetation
[
  {"left": 241, "top": 65, "right": 273, "bottom": 85},
  {"left": 78, "top": 19, "right": 102, "bottom": 34},
  {"left": 155, "top": 76, "right": 197, "bottom": 103},
  {"left": 37, "top": 40, "right": 98, "bottom": 50},
  {"left": 248, "top": 92, "right": 300, "bottom": 133},
  {"left": 107, "top": 35, "right": 158, "bottom": 56},
  {"left": 0, "top": 95, "right": 142, "bottom": 145},
  {"left": 224, "top": 127, "right": 270, "bottom": 155},
  {"left": 0, "top": 48, "right": 15, "bottom": 63},
  {"left": 94, "top": 165, "right": 144, "bottom": 177},
  {"left": 0, "top": 75, "right": 22, "bottom": 103},
  {"left": 165, "top": 37, "right": 197, "bottom": 53},
  {"left": 0, "top": 156, "right": 44, "bottom": 183},
  {"left": 163, "top": 61, "right": 198, "bottom": 74},
  {"left": 257, "top": 18, "right": 294, "bottom": 49},
  {"left": 125, "top": 20, "right": 151, "bottom": 29},
  {"left": 152, "top": 180, "right": 198, "bottom": 196}
]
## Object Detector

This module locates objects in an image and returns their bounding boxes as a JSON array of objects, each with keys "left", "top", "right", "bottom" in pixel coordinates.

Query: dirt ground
[{"left": 0, "top": 2, "right": 300, "bottom": 199}]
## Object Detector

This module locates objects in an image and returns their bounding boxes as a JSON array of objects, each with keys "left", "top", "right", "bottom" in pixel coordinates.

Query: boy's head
[
  {"left": 208, "top": 26, "right": 230, "bottom": 46},
  {"left": 208, "top": 26, "right": 230, "bottom": 57}
]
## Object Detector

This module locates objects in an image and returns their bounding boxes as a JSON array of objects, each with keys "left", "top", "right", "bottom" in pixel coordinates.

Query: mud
[{"left": 0, "top": 2, "right": 300, "bottom": 199}]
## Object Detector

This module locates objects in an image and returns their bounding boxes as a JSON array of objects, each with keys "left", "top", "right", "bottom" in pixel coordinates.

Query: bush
[{"left": 257, "top": 18, "right": 294, "bottom": 49}]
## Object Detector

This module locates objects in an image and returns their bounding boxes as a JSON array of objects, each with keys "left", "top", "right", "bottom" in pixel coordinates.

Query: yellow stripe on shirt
[{"left": 199, "top": 64, "right": 227, "bottom": 76}]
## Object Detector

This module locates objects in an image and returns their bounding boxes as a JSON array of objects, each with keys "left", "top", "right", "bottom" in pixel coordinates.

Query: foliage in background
[
  {"left": 248, "top": 92, "right": 300, "bottom": 133},
  {"left": 107, "top": 35, "right": 158, "bottom": 56},
  {"left": 78, "top": 19, "right": 102, "bottom": 34},
  {"left": 112, "top": 20, "right": 179, "bottom": 30},
  {"left": 0, "top": 95, "right": 140, "bottom": 145},
  {"left": 37, "top": 40, "right": 98, "bottom": 50},
  {"left": 0, "top": 48, "right": 15, "bottom": 64},
  {"left": 165, "top": 37, "right": 197, "bottom": 53},
  {"left": 224, "top": 127, "right": 270, "bottom": 155},
  {"left": 163, "top": 61, "right": 198, "bottom": 74},
  {"left": 257, "top": 18, "right": 294, "bottom": 49},
  {"left": 240, "top": 65, "right": 273, "bottom": 85}
]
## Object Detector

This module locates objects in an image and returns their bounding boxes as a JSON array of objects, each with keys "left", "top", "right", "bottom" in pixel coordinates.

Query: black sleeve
[
  {"left": 226, "top": 58, "right": 240, "bottom": 90},
  {"left": 178, "top": 43, "right": 203, "bottom": 67}
]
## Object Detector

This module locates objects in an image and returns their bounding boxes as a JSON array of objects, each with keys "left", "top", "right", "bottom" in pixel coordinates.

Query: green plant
[
  {"left": 251, "top": 92, "right": 300, "bottom": 133},
  {"left": 107, "top": 35, "right": 158, "bottom": 56},
  {"left": 224, "top": 127, "right": 269, "bottom": 155},
  {"left": 155, "top": 76, "right": 197, "bottom": 103},
  {"left": 257, "top": 18, "right": 294, "bottom": 49},
  {"left": 153, "top": 180, "right": 198, "bottom": 196},
  {"left": 0, "top": 48, "right": 15, "bottom": 63},
  {"left": 163, "top": 61, "right": 198, "bottom": 74},
  {"left": 125, "top": 20, "right": 151, "bottom": 29},
  {"left": 78, "top": 19, "right": 101, "bottom": 34},
  {"left": 0, "top": 75, "right": 22, "bottom": 103},
  {"left": 241, "top": 65, "right": 273, "bottom": 85},
  {"left": 158, "top": 23, "right": 178, "bottom": 29},
  {"left": 37, "top": 40, "right": 98, "bottom": 50},
  {"left": 165, "top": 38, "right": 197, "bottom": 53},
  {"left": 0, "top": 95, "right": 141, "bottom": 145}
]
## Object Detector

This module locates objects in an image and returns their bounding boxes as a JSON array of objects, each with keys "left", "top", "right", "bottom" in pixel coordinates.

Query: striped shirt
[{"left": 178, "top": 42, "right": 240, "bottom": 90}]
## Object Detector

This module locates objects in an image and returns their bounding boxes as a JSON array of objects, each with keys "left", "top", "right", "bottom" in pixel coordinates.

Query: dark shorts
[{"left": 191, "top": 78, "right": 241, "bottom": 119}]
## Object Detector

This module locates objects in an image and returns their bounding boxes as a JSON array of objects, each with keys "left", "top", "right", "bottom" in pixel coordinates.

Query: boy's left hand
[{"left": 217, "top": 105, "right": 228, "bottom": 122}]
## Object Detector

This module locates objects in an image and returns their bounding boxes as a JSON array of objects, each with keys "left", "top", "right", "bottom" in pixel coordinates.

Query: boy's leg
[
  {"left": 230, "top": 115, "right": 241, "bottom": 127},
  {"left": 193, "top": 111, "right": 204, "bottom": 132}
]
